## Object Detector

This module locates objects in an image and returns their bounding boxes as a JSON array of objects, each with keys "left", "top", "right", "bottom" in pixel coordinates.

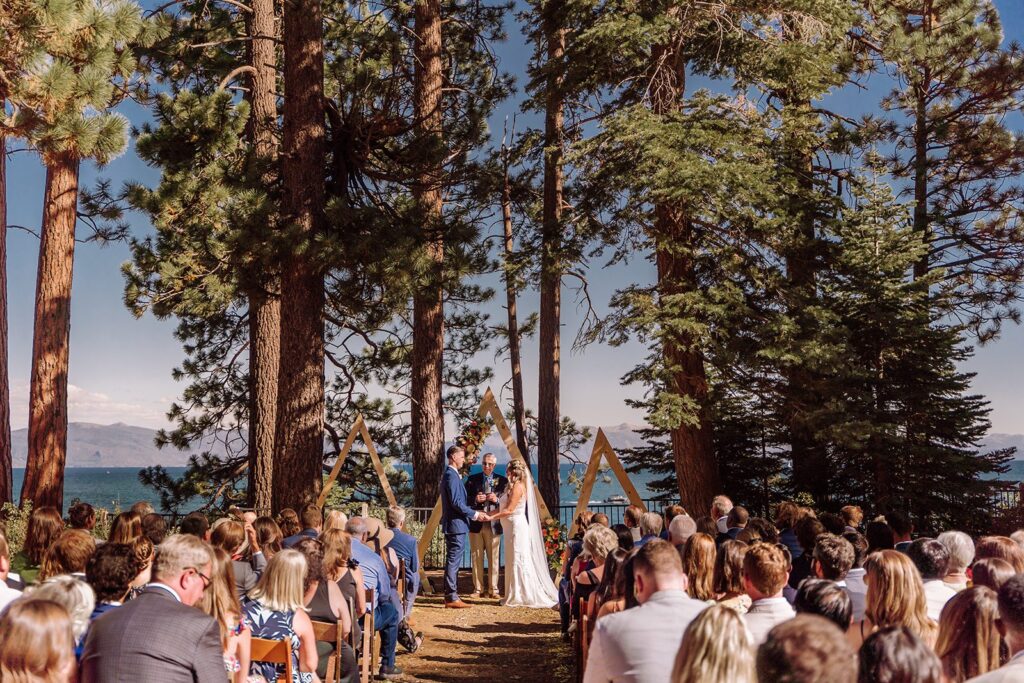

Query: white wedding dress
[{"left": 498, "top": 470, "right": 559, "bottom": 608}]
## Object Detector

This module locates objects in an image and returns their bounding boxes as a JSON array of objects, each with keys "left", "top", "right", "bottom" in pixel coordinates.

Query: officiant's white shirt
[{"left": 583, "top": 589, "right": 707, "bottom": 683}]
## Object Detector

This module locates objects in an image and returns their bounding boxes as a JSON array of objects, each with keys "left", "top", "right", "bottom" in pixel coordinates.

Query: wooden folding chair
[
  {"left": 575, "top": 597, "right": 586, "bottom": 683},
  {"left": 581, "top": 613, "right": 590, "bottom": 678},
  {"left": 251, "top": 637, "right": 293, "bottom": 683},
  {"left": 359, "top": 588, "right": 376, "bottom": 683},
  {"left": 312, "top": 620, "right": 343, "bottom": 683}
]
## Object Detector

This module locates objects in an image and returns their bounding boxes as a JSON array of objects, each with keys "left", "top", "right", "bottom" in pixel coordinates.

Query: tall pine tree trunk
[
  {"left": 246, "top": 0, "right": 279, "bottom": 513},
  {"left": 0, "top": 112, "right": 11, "bottom": 504},
  {"left": 272, "top": 0, "right": 326, "bottom": 512},
  {"left": 22, "top": 150, "right": 79, "bottom": 511},
  {"left": 536, "top": 4, "right": 564, "bottom": 511},
  {"left": 410, "top": 0, "right": 446, "bottom": 508},
  {"left": 649, "top": 39, "right": 717, "bottom": 515},
  {"left": 501, "top": 153, "right": 528, "bottom": 462}
]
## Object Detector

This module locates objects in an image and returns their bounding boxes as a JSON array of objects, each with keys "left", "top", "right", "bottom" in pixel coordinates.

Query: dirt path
[{"left": 393, "top": 572, "right": 574, "bottom": 683}]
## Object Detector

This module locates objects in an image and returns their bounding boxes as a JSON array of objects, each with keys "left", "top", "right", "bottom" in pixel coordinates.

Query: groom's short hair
[
  {"left": 446, "top": 445, "right": 463, "bottom": 460},
  {"left": 634, "top": 539, "right": 682, "bottom": 578}
]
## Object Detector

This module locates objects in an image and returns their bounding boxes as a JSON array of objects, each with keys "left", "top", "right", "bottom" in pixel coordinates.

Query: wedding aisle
[{"left": 392, "top": 570, "right": 573, "bottom": 682}]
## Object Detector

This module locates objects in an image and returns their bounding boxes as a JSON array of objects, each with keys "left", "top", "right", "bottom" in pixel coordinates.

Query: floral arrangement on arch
[
  {"left": 543, "top": 517, "right": 566, "bottom": 574},
  {"left": 454, "top": 418, "right": 491, "bottom": 473}
]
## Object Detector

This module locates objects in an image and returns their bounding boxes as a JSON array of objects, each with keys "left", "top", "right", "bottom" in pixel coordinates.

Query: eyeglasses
[{"left": 187, "top": 567, "right": 212, "bottom": 590}]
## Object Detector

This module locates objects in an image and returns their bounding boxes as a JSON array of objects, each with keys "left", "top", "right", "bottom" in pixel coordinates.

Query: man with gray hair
[
  {"left": 81, "top": 534, "right": 224, "bottom": 682},
  {"left": 385, "top": 505, "right": 421, "bottom": 618},
  {"left": 347, "top": 516, "right": 402, "bottom": 678},
  {"left": 464, "top": 452, "right": 507, "bottom": 598},
  {"left": 711, "top": 495, "right": 734, "bottom": 534},
  {"left": 635, "top": 512, "right": 664, "bottom": 548},
  {"left": 669, "top": 514, "right": 697, "bottom": 548}
]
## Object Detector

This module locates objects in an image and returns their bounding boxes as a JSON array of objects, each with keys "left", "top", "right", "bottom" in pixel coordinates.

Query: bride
[{"left": 488, "top": 459, "right": 559, "bottom": 608}]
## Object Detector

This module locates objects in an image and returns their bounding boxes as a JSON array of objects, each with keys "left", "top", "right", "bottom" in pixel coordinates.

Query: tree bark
[
  {"left": 0, "top": 112, "right": 11, "bottom": 504},
  {"left": 246, "top": 0, "right": 279, "bottom": 513},
  {"left": 272, "top": 0, "right": 326, "bottom": 512},
  {"left": 501, "top": 151, "right": 528, "bottom": 462},
  {"left": 536, "top": 4, "right": 564, "bottom": 512},
  {"left": 410, "top": 0, "right": 446, "bottom": 508},
  {"left": 22, "top": 150, "right": 79, "bottom": 511}
]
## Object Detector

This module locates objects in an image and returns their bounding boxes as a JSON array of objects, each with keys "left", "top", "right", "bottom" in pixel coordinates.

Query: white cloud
[{"left": 9, "top": 380, "right": 171, "bottom": 429}]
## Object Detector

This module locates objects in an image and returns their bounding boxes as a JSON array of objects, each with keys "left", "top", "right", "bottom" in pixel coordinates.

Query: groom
[{"left": 440, "top": 445, "right": 490, "bottom": 608}]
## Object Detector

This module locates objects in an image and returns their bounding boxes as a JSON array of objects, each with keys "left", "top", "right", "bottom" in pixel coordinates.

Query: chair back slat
[{"left": 250, "top": 637, "right": 294, "bottom": 683}]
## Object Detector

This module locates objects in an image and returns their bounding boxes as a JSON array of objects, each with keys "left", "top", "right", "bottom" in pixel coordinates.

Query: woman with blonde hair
[
  {"left": 714, "top": 540, "right": 750, "bottom": 613},
  {"left": 13, "top": 506, "right": 64, "bottom": 585},
  {"left": 935, "top": 585, "right": 1005, "bottom": 682},
  {"left": 680, "top": 533, "right": 716, "bottom": 602},
  {"left": 30, "top": 575, "right": 96, "bottom": 657},
  {"left": 199, "top": 547, "right": 253, "bottom": 683},
  {"left": 108, "top": 511, "right": 143, "bottom": 545},
  {"left": 671, "top": 603, "right": 755, "bottom": 683},
  {"left": 242, "top": 549, "right": 320, "bottom": 683},
  {"left": 323, "top": 510, "right": 348, "bottom": 532},
  {"left": 849, "top": 550, "right": 937, "bottom": 648},
  {"left": 39, "top": 529, "right": 96, "bottom": 581},
  {"left": 0, "top": 599, "right": 77, "bottom": 682}
]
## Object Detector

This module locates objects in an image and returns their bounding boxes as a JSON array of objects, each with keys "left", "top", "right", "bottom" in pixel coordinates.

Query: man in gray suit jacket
[
  {"left": 81, "top": 534, "right": 225, "bottom": 683},
  {"left": 584, "top": 540, "right": 707, "bottom": 683}
]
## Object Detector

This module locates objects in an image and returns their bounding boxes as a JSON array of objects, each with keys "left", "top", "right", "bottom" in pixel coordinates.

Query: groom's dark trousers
[{"left": 440, "top": 465, "right": 478, "bottom": 602}]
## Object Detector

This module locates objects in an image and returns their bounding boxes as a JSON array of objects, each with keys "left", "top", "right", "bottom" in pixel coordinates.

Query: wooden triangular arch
[
  {"left": 567, "top": 428, "right": 646, "bottom": 538},
  {"left": 317, "top": 414, "right": 398, "bottom": 509}
]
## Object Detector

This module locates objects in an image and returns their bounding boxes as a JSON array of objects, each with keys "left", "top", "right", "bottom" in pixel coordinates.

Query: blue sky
[{"left": 4, "top": 2, "right": 1024, "bottom": 434}]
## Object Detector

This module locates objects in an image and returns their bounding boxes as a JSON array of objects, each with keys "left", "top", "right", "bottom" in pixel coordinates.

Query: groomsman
[{"left": 465, "top": 453, "right": 508, "bottom": 598}]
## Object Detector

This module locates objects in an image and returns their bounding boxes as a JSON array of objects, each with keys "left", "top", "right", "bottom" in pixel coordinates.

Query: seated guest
[
  {"left": 840, "top": 505, "right": 863, "bottom": 533},
  {"left": 574, "top": 526, "right": 620, "bottom": 625},
  {"left": 346, "top": 516, "right": 401, "bottom": 679},
  {"left": 180, "top": 512, "right": 212, "bottom": 541},
  {"left": 68, "top": 502, "right": 96, "bottom": 533},
  {"left": 80, "top": 534, "right": 224, "bottom": 682},
  {"left": 774, "top": 501, "right": 803, "bottom": 559},
  {"left": 722, "top": 505, "right": 748, "bottom": 544},
  {"left": 31, "top": 575, "right": 96, "bottom": 658},
  {"left": 756, "top": 614, "right": 855, "bottom": 683},
  {"left": 211, "top": 519, "right": 266, "bottom": 597},
  {"left": 968, "top": 575, "right": 1024, "bottom": 682},
  {"left": 794, "top": 578, "right": 853, "bottom": 631},
  {"left": 710, "top": 496, "right": 733, "bottom": 535},
  {"left": 85, "top": 543, "right": 137, "bottom": 620},
  {"left": 976, "top": 536, "right": 1024, "bottom": 574},
  {"left": 1012, "top": 530, "right": 1024, "bottom": 552},
  {"left": 108, "top": 511, "right": 143, "bottom": 545},
  {"left": 624, "top": 505, "right": 644, "bottom": 542},
  {"left": 714, "top": 540, "right": 750, "bottom": 613},
  {"left": 284, "top": 505, "right": 322, "bottom": 549},
  {"left": 681, "top": 533, "right": 716, "bottom": 602},
  {"left": 788, "top": 516, "right": 824, "bottom": 590},
  {"left": 323, "top": 510, "right": 348, "bottom": 533},
  {"left": 669, "top": 514, "right": 696, "bottom": 549},
  {"left": 842, "top": 531, "right": 869, "bottom": 622},
  {"left": 866, "top": 519, "right": 895, "bottom": 553},
  {"left": 130, "top": 501, "right": 155, "bottom": 518},
  {"left": 636, "top": 512, "right": 664, "bottom": 548},
  {"left": 0, "top": 599, "right": 77, "bottom": 682},
  {"left": 774, "top": 544, "right": 798, "bottom": 605},
  {"left": 694, "top": 516, "right": 719, "bottom": 538},
  {"left": 255, "top": 516, "right": 284, "bottom": 560},
  {"left": 671, "top": 604, "right": 755, "bottom": 683},
  {"left": 321, "top": 529, "right": 367, "bottom": 626},
  {"left": 858, "top": 626, "right": 942, "bottom": 683},
  {"left": 198, "top": 547, "right": 252, "bottom": 683},
  {"left": 295, "top": 539, "right": 355, "bottom": 683},
  {"left": 746, "top": 518, "right": 780, "bottom": 545},
  {"left": 591, "top": 513, "right": 609, "bottom": 527},
  {"left": 584, "top": 540, "right": 708, "bottom": 683},
  {"left": 742, "top": 542, "right": 795, "bottom": 644},
  {"left": 591, "top": 548, "right": 629, "bottom": 622},
  {"left": 127, "top": 536, "right": 154, "bottom": 599},
  {"left": 935, "top": 586, "right": 1004, "bottom": 682},
  {"left": 849, "top": 549, "right": 937, "bottom": 649},
  {"left": 560, "top": 512, "right": 594, "bottom": 635},
  {"left": 908, "top": 537, "right": 957, "bottom": 621},
  {"left": 812, "top": 533, "right": 854, "bottom": 588},
  {"left": 13, "top": 505, "right": 63, "bottom": 585},
  {"left": 973, "top": 558, "right": 1016, "bottom": 593},
  {"left": 384, "top": 505, "right": 420, "bottom": 618},
  {"left": 937, "top": 530, "right": 974, "bottom": 592},
  {"left": 40, "top": 529, "right": 96, "bottom": 581},
  {"left": 277, "top": 508, "right": 302, "bottom": 539},
  {"left": 0, "top": 531, "right": 21, "bottom": 609},
  {"left": 661, "top": 505, "right": 685, "bottom": 540},
  {"left": 142, "top": 513, "right": 168, "bottom": 546},
  {"left": 611, "top": 523, "right": 634, "bottom": 551},
  {"left": 888, "top": 511, "right": 914, "bottom": 552}
]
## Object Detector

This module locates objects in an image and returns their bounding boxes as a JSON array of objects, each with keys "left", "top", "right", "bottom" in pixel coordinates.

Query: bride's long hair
[{"left": 506, "top": 459, "right": 527, "bottom": 485}]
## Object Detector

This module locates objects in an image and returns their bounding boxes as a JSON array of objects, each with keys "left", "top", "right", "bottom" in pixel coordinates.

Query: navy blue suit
[{"left": 440, "top": 465, "right": 478, "bottom": 601}]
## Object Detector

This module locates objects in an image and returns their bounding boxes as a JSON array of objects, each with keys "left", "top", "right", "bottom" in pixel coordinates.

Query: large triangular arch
[
  {"left": 317, "top": 414, "right": 398, "bottom": 509},
  {"left": 566, "top": 428, "right": 646, "bottom": 538}
]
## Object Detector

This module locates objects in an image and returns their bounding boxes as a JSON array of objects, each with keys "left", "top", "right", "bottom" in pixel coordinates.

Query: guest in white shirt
[
  {"left": 938, "top": 530, "right": 974, "bottom": 592},
  {"left": 968, "top": 575, "right": 1024, "bottom": 682},
  {"left": 742, "top": 543, "right": 796, "bottom": 644},
  {"left": 812, "top": 533, "right": 854, "bottom": 587},
  {"left": 584, "top": 540, "right": 707, "bottom": 683},
  {"left": 756, "top": 614, "right": 856, "bottom": 683},
  {"left": 908, "top": 538, "right": 957, "bottom": 622},
  {"left": 0, "top": 531, "right": 20, "bottom": 611},
  {"left": 710, "top": 496, "right": 733, "bottom": 535},
  {"left": 842, "top": 531, "right": 869, "bottom": 622},
  {"left": 623, "top": 506, "right": 643, "bottom": 543}
]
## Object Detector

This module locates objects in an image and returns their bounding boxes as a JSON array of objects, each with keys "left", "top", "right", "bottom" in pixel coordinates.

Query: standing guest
[
  {"left": 0, "top": 599, "right": 77, "bottom": 682},
  {"left": 277, "top": 509, "right": 302, "bottom": 539},
  {"left": 211, "top": 519, "right": 266, "bottom": 597},
  {"left": 866, "top": 519, "right": 896, "bottom": 553},
  {"left": 756, "top": 615, "right": 856, "bottom": 683},
  {"left": 584, "top": 540, "right": 708, "bottom": 683},
  {"left": 714, "top": 540, "right": 751, "bottom": 613},
  {"left": 938, "top": 531, "right": 975, "bottom": 592},
  {"left": 611, "top": 523, "right": 634, "bottom": 551},
  {"left": 908, "top": 537, "right": 957, "bottom": 621},
  {"left": 13, "top": 505, "right": 63, "bottom": 585},
  {"left": 795, "top": 578, "right": 853, "bottom": 631},
  {"left": 80, "top": 534, "right": 224, "bottom": 682},
  {"left": 888, "top": 511, "right": 914, "bottom": 552},
  {"left": 669, "top": 514, "right": 697, "bottom": 549},
  {"left": 85, "top": 543, "right": 137, "bottom": 621},
  {"left": 320, "top": 529, "right": 366, "bottom": 636},
  {"left": 592, "top": 513, "right": 610, "bottom": 527},
  {"left": 384, "top": 505, "right": 420, "bottom": 617},
  {"left": 722, "top": 506, "right": 749, "bottom": 544},
  {"left": 935, "top": 586, "right": 1005, "bottom": 682},
  {"left": 742, "top": 543, "right": 795, "bottom": 644},
  {"left": 39, "top": 529, "right": 95, "bottom": 581},
  {"left": 180, "top": 512, "right": 212, "bottom": 541},
  {"left": 812, "top": 533, "right": 854, "bottom": 588},
  {"left": 574, "top": 525, "right": 620, "bottom": 624},
  {"left": 560, "top": 511, "right": 594, "bottom": 636},
  {"left": 0, "top": 531, "right": 21, "bottom": 610},
  {"left": 849, "top": 549, "right": 937, "bottom": 648},
  {"left": 127, "top": 536, "right": 155, "bottom": 599},
  {"left": 859, "top": 626, "right": 942, "bottom": 683},
  {"left": 242, "top": 550, "right": 320, "bottom": 683},
  {"left": 968, "top": 575, "right": 1024, "bottom": 682},
  {"left": 142, "top": 513, "right": 168, "bottom": 546},
  {"left": 774, "top": 501, "right": 803, "bottom": 559},
  {"left": 323, "top": 510, "right": 348, "bottom": 533},
  {"left": 108, "top": 511, "right": 143, "bottom": 545},
  {"left": 973, "top": 558, "right": 1016, "bottom": 593},
  {"left": 31, "top": 575, "right": 96, "bottom": 657},
  {"left": 465, "top": 452, "right": 507, "bottom": 598},
  {"left": 624, "top": 505, "right": 644, "bottom": 542},
  {"left": 840, "top": 506, "right": 863, "bottom": 533},
  {"left": 671, "top": 604, "right": 755, "bottom": 683},
  {"left": 295, "top": 539, "right": 355, "bottom": 683},
  {"left": 976, "top": 537, "right": 1024, "bottom": 574},
  {"left": 681, "top": 532, "right": 717, "bottom": 602},
  {"left": 747, "top": 519, "right": 780, "bottom": 545},
  {"left": 255, "top": 516, "right": 284, "bottom": 560},
  {"left": 661, "top": 505, "right": 685, "bottom": 540},
  {"left": 198, "top": 547, "right": 252, "bottom": 683},
  {"left": 710, "top": 496, "right": 733, "bottom": 535},
  {"left": 345, "top": 517, "right": 400, "bottom": 679},
  {"left": 283, "top": 505, "right": 323, "bottom": 549},
  {"left": 68, "top": 502, "right": 96, "bottom": 532},
  {"left": 788, "top": 516, "right": 825, "bottom": 590},
  {"left": 842, "top": 531, "right": 869, "bottom": 622},
  {"left": 130, "top": 501, "right": 155, "bottom": 518},
  {"left": 635, "top": 512, "right": 664, "bottom": 548}
]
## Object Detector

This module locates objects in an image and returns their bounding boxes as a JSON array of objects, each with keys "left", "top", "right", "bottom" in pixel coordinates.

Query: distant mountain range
[{"left": 9, "top": 422, "right": 1024, "bottom": 469}]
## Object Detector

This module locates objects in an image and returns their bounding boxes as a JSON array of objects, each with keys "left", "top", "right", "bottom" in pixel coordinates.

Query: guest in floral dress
[
  {"left": 242, "top": 549, "right": 321, "bottom": 683},
  {"left": 200, "top": 547, "right": 257, "bottom": 683}
]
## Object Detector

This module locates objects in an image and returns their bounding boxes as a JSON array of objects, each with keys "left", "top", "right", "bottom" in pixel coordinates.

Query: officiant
[{"left": 465, "top": 452, "right": 508, "bottom": 598}]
